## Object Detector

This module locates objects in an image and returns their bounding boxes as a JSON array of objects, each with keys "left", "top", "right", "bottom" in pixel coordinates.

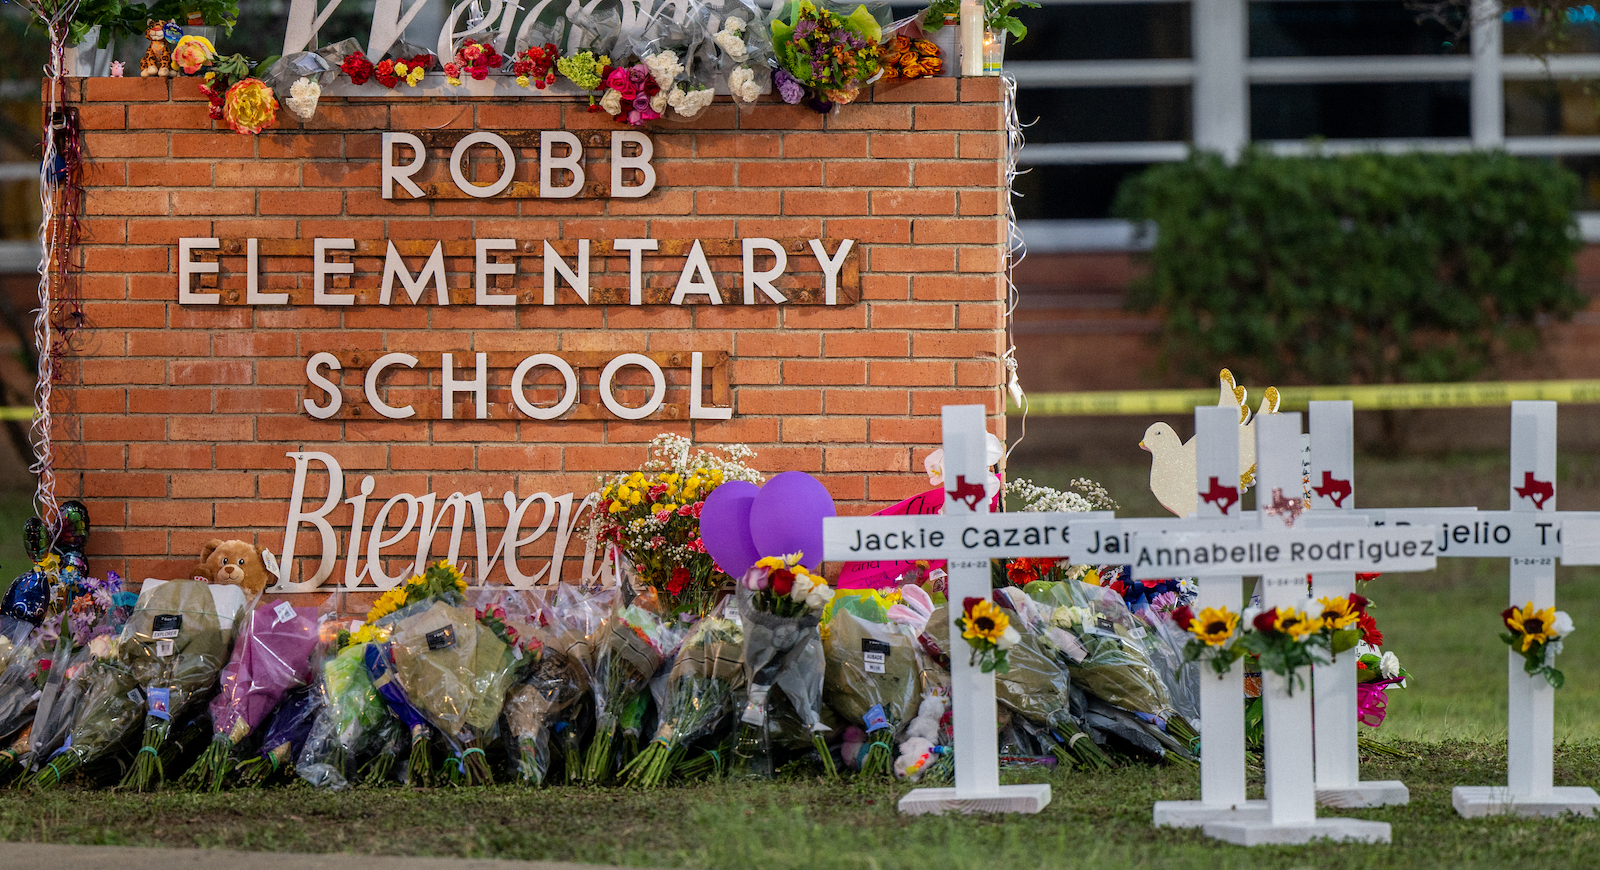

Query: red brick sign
[{"left": 59, "top": 75, "right": 1008, "bottom": 588}]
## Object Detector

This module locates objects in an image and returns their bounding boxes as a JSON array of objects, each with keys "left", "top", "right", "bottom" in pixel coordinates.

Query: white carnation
[
  {"left": 728, "top": 66, "right": 762, "bottom": 103},
  {"left": 1379, "top": 650, "right": 1400, "bottom": 679},
  {"left": 668, "top": 85, "right": 715, "bottom": 118},
  {"left": 715, "top": 27, "right": 750, "bottom": 62},
  {"left": 284, "top": 76, "right": 321, "bottom": 122},
  {"left": 644, "top": 50, "right": 684, "bottom": 91},
  {"left": 599, "top": 88, "right": 623, "bottom": 116}
]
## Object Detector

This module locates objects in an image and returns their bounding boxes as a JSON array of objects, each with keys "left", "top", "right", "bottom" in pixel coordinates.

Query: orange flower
[{"left": 222, "top": 78, "right": 278, "bottom": 135}]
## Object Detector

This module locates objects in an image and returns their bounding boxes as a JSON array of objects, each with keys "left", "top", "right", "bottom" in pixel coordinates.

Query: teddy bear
[{"left": 194, "top": 539, "right": 271, "bottom": 600}]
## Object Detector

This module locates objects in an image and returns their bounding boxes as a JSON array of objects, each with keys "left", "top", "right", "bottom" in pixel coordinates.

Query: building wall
[{"left": 55, "top": 76, "right": 1010, "bottom": 587}]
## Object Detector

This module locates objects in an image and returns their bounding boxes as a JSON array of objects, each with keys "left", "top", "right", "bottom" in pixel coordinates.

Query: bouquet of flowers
[
  {"left": 504, "top": 622, "right": 589, "bottom": 785},
  {"left": 557, "top": 49, "right": 614, "bottom": 108},
  {"left": 956, "top": 596, "right": 1018, "bottom": 674},
  {"left": 599, "top": 61, "right": 665, "bottom": 126},
  {"left": 296, "top": 624, "right": 405, "bottom": 789},
  {"left": 513, "top": 42, "right": 560, "bottom": 89},
  {"left": 1314, "top": 593, "right": 1368, "bottom": 659},
  {"left": 387, "top": 597, "right": 526, "bottom": 785},
  {"left": 32, "top": 650, "right": 140, "bottom": 788},
  {"left": 545, "top": 585, "right": 612, "bottom": 782},
  {"left": 444, "top": 39, "right": 500, "bottom": 85},
  {"left": 118, "top": 579, "right": 246, "bottom": 790},
  {"left": 365, "top": 640, "right": 439, "bottom": 785},
  {"left": 1356, "top": 642, "right": 1410, "bottom": 727},
  {"left": 180, "top": 600, "right": 321, "bottom": 791},
  {"left": 1502, "top": 601, "right": 1573, "bottom": 688},
  {"left": 591, "top": 434, "right": 763, "bottom": 618},
  {"left": 580, "top": 601, "right": 674, "bottom": 783},
  {"left": 882, "top": 33, "right": 941, "bottom": 79},
  {"left": 824, "top": 605, "right": 922, "bottom": 777},
  {"left": 623, "top": 602, "right": 744, "bottom": 787},
  {"left": 770, "top": 0, "right": 886, "bottom": 111},
  {"left": 731, "top": 553, "right": 835, "bottom": 777},
  {"left": 1236, "top": 603, "right": 1329, "bottom": 695},
  {"left": 21, "top": 578, "right": 133, "bottom": 776},
  {"left": 233, "top": 683, "right": 322, "bottom": 785}
]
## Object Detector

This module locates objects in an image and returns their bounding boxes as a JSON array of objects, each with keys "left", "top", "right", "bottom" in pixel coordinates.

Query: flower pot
[
  {"left": 983, "top": 27, "right": 1007, "bottom": 76},
  {"left": 67, "top": 27, "right": 113, "bottom": 77}
]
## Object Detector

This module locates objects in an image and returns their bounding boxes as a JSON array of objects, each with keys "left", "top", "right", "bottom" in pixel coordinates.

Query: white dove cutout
[{"left": 1140, "top": 369, "right": 1280, "bottom": 517}]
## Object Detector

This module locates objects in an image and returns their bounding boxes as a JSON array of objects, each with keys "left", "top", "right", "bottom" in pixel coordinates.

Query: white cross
[{"left": 1131, "top": 413, "right": 1436, "bottom": 845}]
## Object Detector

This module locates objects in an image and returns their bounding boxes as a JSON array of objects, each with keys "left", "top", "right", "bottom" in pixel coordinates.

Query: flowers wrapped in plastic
[
  {"left": 233, "top": 683, "right": 321, "bottom": 785},
  {"left": 1502, "top": 601, "right": 1571, "bottom": 688},
  {"left": 733, "top": 553, "right": 834, "bottom": 778},
  {"left": 118, "top": 579, "right": 247, "bottom": 790},
  {"left": 770, "top": 0, "right": 887, "bottom": 111},
  {"left": 386, "top": 597, "right": 525, "bottom": 785},
  {"left": 33, "top": 645, "right": 139, "bottom": 788},
  {"left": 623, "top": 602, "right": 744, "bottom": 787},
  {"left": 504, "top": 624, "right": 589, "bottom": 785},
  {"left": 296, "top": 624, "right": 404, "bottom": 789},
  {"left": 180, "top": 600, "right": 321, "bottom": 790},
  {"left": 365, "top": 639, "right": 439, "bottom": 785},
  {"left": 822, "top": 591, "right": 922, "bottom": 776},
  {"left": 21, "top": 579, "right": 134, "bottom": 777},
  {"left": 580, "top": 601, "right": 673, "bottom": 783}
]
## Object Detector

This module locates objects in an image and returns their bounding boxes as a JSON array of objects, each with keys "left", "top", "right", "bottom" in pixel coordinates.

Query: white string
[
  {"left": 26, "top": 4, "right": 80, "bottom": 530},
  {"left": 1000, "top": 71, "right": 1030, "bottom": 464}
]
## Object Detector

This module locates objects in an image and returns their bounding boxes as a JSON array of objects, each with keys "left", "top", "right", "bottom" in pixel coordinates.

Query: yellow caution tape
[
  {"left": 0, "top": 407, "right": 34, "bottom": 421},
  {"left": 1008, "top": 379, "right": 1600, "bottom": 416}
]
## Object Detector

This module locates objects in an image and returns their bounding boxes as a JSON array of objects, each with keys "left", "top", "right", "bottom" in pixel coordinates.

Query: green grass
[{"left": 0, "top": 743, "right": 1597, "bottom": 868}]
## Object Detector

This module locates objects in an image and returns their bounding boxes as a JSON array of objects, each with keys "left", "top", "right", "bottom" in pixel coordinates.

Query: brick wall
[{"left": 55, "top": 75, "right": 1009, "bottom": 588}]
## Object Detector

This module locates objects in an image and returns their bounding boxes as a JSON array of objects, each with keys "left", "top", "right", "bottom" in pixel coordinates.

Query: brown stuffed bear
[{"left": 194, "top": 539, "right": 271, "bottom": 600}]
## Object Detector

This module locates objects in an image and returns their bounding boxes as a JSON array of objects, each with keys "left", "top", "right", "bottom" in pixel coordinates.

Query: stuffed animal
[
  {"left": 140, "top": 20, "right": 173, "bottom": 78},
  {"left": 194, "top": 539, "right": 270, "bottom": 600}
]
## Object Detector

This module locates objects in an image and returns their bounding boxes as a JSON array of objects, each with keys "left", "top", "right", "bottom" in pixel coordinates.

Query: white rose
[
  {"left": 714, "top": 29, "right": 750, "bottom": 62},
  {"left": 599, "top": 88, "right": 623, "bottom": 116},
  {"left": 1379, "top": 651, "right": 1400, "bottom": 679},
  {"left": 806, "top": 582, "right": 834, "bottom": 609},
  {"left": 650, "top": 91, "right": 668, "bottom": 114},
  {"left": 284, "top": 76, "right": 321, "bottom": 122},
  {"left": 644, "top": 50, "right": 684, "bottom": 91},
  {"left": 997, "top": 625, "right": 1020, "bottom": 650},
  {"left": 89, "top": 633, "right": 114, "bottom": 659},
  {"left": 790, "top": 574, "right": 815, "bottom": 602},
  {"left": 1553, "top": 610, "right": 1575, "bottom": 637}
]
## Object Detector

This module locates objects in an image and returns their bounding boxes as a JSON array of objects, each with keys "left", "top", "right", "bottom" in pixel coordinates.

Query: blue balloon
[{"left": 1, "top": 569, "right": 51, "bottom": 624}]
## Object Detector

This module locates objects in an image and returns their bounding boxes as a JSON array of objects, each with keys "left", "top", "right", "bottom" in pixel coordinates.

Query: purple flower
[
  {"left": 773, "top": 69, "right": 804, "bottom": 104},
  {"left": 794, "top": 19, "right": 818, "bottom": 38}
]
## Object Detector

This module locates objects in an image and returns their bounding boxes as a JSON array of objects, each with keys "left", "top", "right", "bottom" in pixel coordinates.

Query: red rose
[
  {"left": 1172, "top": 604, "right": 1194, "bottom": 631},
  {"left": 771, "top": 569, "right": 795, "bottom": 597},
  {"left": 1501, "top": 606, "right": 1517, "bottom": 632},
  {"left": 962, "top": 596, "right": 984, "bottom": 616},
  {"left": 1358, "top": 612, "right": 1383, "bottom": 646},
  {"left": 1356, "top": 573, "right": 1381, "bottom": 583},
  {"left": 1252, "top": 607, "right": 1279, "bottom": 633},
  {"left": 668, "top": 566, "right": 691, "bottom": 596},
  {"left": 1349, "top": 593, "right": 1370, "bottom": 612}
]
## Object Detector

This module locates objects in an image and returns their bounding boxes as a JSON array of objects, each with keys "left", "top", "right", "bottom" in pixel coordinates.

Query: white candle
[{"left": 961, "top": 0, "right": 983, "bottom": 76}]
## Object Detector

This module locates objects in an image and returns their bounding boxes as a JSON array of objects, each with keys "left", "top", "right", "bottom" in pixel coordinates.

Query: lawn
[{"left": 1, "top": 455, "right": 1600, "bottom": 867}]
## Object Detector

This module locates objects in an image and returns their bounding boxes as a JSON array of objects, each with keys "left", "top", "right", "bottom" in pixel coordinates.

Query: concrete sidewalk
[{"left": 0, "top": 841, "right": 657, "bottom": 870}]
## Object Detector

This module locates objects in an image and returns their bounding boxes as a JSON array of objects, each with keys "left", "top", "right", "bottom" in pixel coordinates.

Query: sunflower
[
  {"left": 1273, "top": 607, "right": 1320, "bottom": 640},
  {"left": 962, "top": 599, "right": 1010, "bottom": 644},
  {"left": 1189, "top": 606, "right": 1239, "bottom": 647},
  {"left": 1504, "top": 602, "right": 1559, "bottom": 651},
  {"left": 1316, "top": 595, "right": 1360, "bottom": 630}
]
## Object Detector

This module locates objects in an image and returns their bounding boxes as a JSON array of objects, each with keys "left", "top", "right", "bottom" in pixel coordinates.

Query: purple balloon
[
  {"left": 699, "top": 480, "right": 762, "bottom": 579},
  {"left": 748, "top": 471, "right": 837, "bottom": 571}
]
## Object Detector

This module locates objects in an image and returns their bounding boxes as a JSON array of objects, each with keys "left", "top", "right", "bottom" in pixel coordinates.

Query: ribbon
[{"left": 1357, "top": 678, "right": 1402, "bottom": 727}]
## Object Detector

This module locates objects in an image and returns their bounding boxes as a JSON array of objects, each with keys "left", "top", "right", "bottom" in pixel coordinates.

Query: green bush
[{"left": 1113, "top": 150, "right": 1587, "bottom": 388}]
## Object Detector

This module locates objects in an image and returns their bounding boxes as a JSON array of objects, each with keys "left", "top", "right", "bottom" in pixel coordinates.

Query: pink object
[
  {"left": 210, "top": 602, "right": 320, "bottom": 740},
  {"left": 836, "top": 480, "right": 1001, "bottom": 589},
  {"left": 1357, "top": 678, "right": 1402, "bottom": 727},
  {"left": 110, "top": 61, "right": 125, "bottom": 77}
]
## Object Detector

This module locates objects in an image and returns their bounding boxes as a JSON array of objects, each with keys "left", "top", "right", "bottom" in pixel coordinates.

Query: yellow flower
[
  {"left": 406, "top": 67, "right": 425, "bottom": 86},
  {"left": 1273, "top": 607, "right": 1320, "bottom": 640},
  {"left": 1189, "top": 607, "right": 1238, "bottom": 647},
  {"left": 447, "top": 75, "right": 463, "bottom": 86},
  {"left": 170, "top": 35, "right": 216, "bottom": 75},
  {"left": 1506, "top": 602, "right": 1559, "bottom": 652},
  {"left": 395, "top": 62, "right": 409, "bottom": 76},
  {"left": 963, "top": 599, "right": 1010, "bottom": 644},
  {"left": 517, "top": 74, "right": 530, "bottom": 87},
  {"left": 1316, "top": 596, "right": 1360, "bottom": 630},
  {"left": 366, "top": 586, "right": 409, "bottom": 622},
  {"left": 609, "top": 499, "right": 627, "bottom": 514},
  {"left": 222, "top": 78, "right": 278, "bottom": 135},
  {"left": 754, "top": 556, "right": 786, "bottom": 571}
]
